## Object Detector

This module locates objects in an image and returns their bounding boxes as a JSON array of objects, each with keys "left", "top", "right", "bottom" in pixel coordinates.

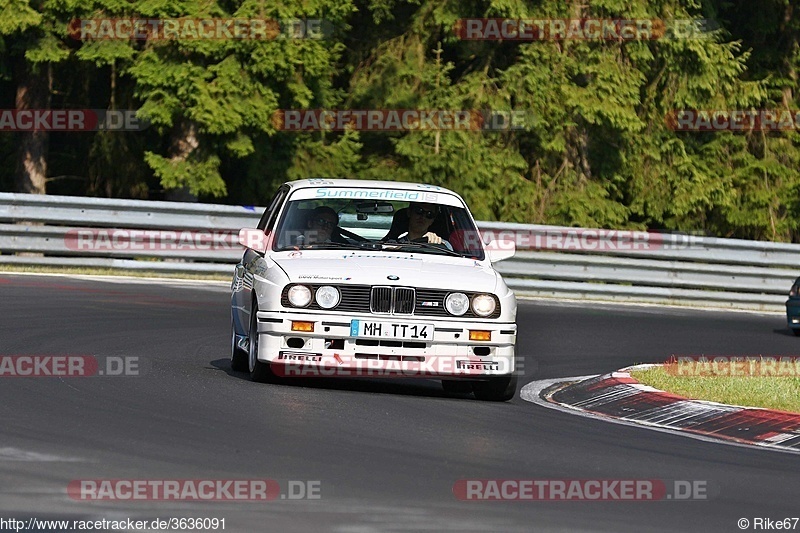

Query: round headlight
[
  {"left": 471, "top": 294, "right": 497, "bottom": 317},
  {"left": 315, "top": 286, "right": 340, "bottom": 309},
  {"left": 287, "top": 285, "right": 312, "bottom": 307},
  {"left": 445, "top": 292, "right": 469, "bottom": 316}
]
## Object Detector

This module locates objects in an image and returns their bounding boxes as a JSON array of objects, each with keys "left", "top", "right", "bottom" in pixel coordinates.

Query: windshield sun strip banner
[{"left": 287, "top": 187, "right": 465, "bottom": 207}]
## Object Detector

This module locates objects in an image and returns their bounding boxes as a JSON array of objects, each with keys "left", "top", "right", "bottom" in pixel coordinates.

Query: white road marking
[
  {"left": 515, "top": 295, "right": 784, "bottom": 316},
  {"left": 0, "top": 447, "right": 83, "bottom": 462},
  {"left": 0, "top": 271, "right": 229, "bottom": 291}
]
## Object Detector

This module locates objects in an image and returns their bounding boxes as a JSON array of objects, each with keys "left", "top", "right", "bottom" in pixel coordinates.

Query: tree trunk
[
  {"left": 15, "top": 63, "right": 50, "bottom": 194},
  {"left": 567, "top": 122, "right": 592, "bottom": 184},
  {"left": 782, "top": 1, "right": 797, "bottom": 109},
  {"left": 164, "top": 120, "right": 199, "bottom": 202}
]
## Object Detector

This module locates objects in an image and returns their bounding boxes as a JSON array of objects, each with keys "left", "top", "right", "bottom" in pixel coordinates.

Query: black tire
[
  {"left": 441, "top": 380, "right": 474, "bottom": 394},
  {"left": 230, "top": 316, "right": 248, "bottom": 372},
  {"left": 472, "top": 375, "right": 518, "bottom": 402},
  {"left": 793, "top": 329, "right": 800, "bottom": 337},
  {"left": 248, "top": 303, "right": 276, "bottom": 383}
]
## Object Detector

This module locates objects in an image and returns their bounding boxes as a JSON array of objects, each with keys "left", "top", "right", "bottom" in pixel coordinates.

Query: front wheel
[
  {"left": 248, "top": 304, "right": 276, "bottom": 383},
  {"left": 793, "top": 328, "right": 800, "bottom": 337},
  {"left": 472, "top": 375, "right": 517, "bottom": 402},
  {"left": 230, "top": 316, "right": 248, "bottom": 372}
]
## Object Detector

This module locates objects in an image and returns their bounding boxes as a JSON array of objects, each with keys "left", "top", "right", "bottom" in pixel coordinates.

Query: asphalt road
[{"left": 1, "top": 273, "right": 799, "bottom": 532}]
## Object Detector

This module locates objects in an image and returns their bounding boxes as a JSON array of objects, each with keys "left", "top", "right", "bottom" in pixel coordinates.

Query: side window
[{"left": 258, "top": 186, "right": 289, "bottom": 231}]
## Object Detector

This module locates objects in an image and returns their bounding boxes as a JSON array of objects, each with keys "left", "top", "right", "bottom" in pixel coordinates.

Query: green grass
[
  {"left": 0, "top": 264, "right": 230, "bottom": 282},
  {"left": 630, "top": 365, "right": 800, "bottom": 413}
]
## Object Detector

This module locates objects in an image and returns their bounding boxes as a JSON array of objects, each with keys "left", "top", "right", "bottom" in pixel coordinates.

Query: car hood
[{"left": 271, "top": 250, "right": 498, "bottom": 293}]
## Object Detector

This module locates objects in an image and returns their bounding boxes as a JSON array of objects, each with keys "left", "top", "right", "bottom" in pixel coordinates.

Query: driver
[
  {"left": 398, "top": 202, "right": 452, "bottom": 250},
  {"left": 301, "top": 206, "right": 339, "bottom": 244}
]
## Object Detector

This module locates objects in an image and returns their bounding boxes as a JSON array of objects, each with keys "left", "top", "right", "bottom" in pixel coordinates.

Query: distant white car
[{"left": 230, "top": 179, "right": 518, "bottom": 401}]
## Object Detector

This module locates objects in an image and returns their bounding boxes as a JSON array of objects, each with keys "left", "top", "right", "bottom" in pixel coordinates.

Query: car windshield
[{"left": 272, "top": 187, "right": 485, "bottom": 259}]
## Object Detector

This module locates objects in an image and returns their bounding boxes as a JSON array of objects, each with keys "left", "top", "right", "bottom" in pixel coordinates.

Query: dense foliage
[{"left": 0, "top": 0, "right": 798, "bottom": 241}]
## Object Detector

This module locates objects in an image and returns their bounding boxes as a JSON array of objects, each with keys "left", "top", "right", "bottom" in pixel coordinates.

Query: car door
[{"left": 232, "top": 185, "right": 289, "bottom": 334}]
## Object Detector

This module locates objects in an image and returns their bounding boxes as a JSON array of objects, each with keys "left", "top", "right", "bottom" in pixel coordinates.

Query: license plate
[{"left": 350, "top": 320, "right": 432, "bottom": 340}]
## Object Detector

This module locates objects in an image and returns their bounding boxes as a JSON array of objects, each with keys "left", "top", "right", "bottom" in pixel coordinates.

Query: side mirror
[
  {"left": 485, "top": 239, "right": 515, "bottom": 263},
  {"left": 238, "top": 228, "right": 270, "bottom": 253}
]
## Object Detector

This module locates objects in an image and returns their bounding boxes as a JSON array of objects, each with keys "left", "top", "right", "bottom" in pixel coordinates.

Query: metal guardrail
[
  {"left": 0, "top": 192, "right": 796, "bottom": 311},
  {"left": 0, "top": 193, "right": 254, "bottom": 275},
  {"left": 479, "top": 222, "right": 798, "bottom": 311}
]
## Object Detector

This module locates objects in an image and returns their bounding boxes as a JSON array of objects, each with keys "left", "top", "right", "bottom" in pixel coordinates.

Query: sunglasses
[
  {"left": 313, "top": 218, "right": 336, "bottom": 229},
  {"left": 412, "top": 206, "right": 437, "bottom": 220}
]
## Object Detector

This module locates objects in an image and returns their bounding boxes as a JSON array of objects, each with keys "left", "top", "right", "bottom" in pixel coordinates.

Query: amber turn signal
[{"left": 469, "top": 330, "right": 491, "bottom": 341}]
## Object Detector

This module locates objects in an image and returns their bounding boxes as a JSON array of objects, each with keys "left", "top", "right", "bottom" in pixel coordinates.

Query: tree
[
  {"left": 1, "top": 0, "right": 70, "bottom": 193},
  {"left": 127, "top": 0, "right": 355, "bottom": 199}
]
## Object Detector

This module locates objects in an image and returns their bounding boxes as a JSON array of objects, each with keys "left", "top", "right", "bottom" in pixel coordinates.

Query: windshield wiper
[
  {"left": 310, "top": 242, "right": 364, "bottom": 249},
  {"left": 275, "top": 242, "right": 363, "bottom": 251},
  {"left": 385, "top": 241, "right": 463, "bottom": 257}
]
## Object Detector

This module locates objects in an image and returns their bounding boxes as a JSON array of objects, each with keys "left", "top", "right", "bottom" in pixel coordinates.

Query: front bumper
[
  {"left": 787, "top": 299, "right": 800, "bottom": 328},
  {"left": 255, "top": 310, "right": 516, "bottom": 379}
]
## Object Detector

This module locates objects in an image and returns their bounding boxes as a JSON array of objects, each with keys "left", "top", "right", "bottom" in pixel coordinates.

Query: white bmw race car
[{"left": 230, "top": 179, "right": 518, "bottom": 401}]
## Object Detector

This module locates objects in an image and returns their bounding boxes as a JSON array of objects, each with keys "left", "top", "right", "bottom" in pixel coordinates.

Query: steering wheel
[
  {"left": 336, "top": 226, "right": 368, "bottom": 243},
  {"left": 410, "top": 235, "right": 450, "bottom": 250}
]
